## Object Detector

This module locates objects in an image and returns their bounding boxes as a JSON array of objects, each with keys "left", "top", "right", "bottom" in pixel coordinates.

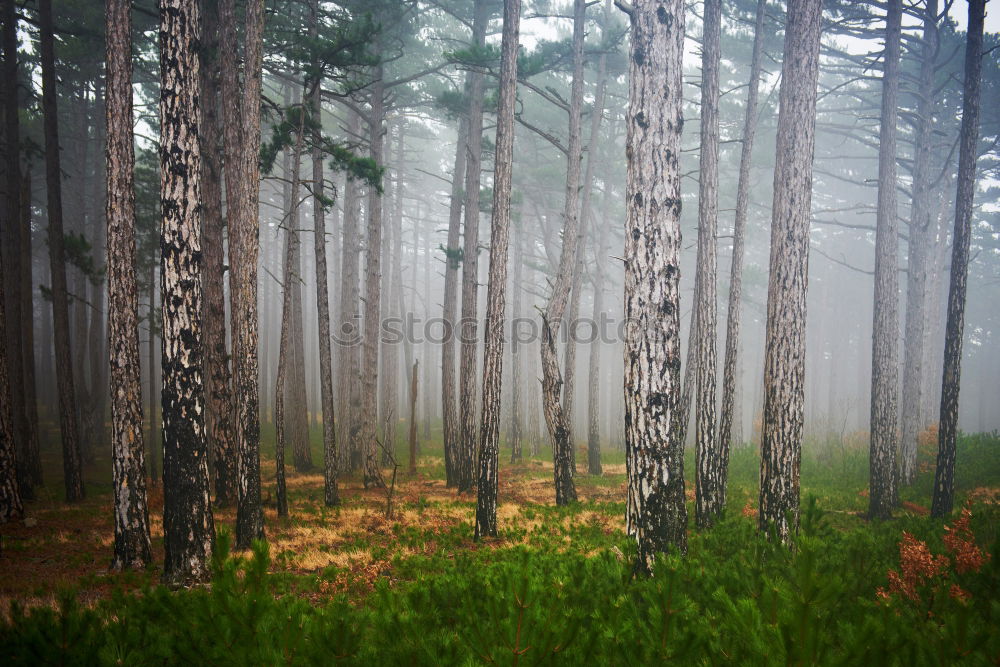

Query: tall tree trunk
[
  {"left": 159, "top": 0, "right": 215, "bottom": 584},
  {"left": 274, "top": 108, "right": 307, "bottom": 518},
  {"left": 361, "top": 65, "right": 386, "bottom": 489},
  {"left": 408, "top": 360, "right": 418, "bottom": 475},
  {"left": 0, "top": 251, "right": 21, "bottom": 530},
  {"left": 624, "top": 0, "right": 688, "bottom": 572},
  {"left": 932, "top": 0, "right": 985, "bottom": 519},
  {"left": 147, "top": 253, "right": 158, "bottom": 484},
  {"left": 899, "top": 0, "right": 938, "bottom": 485},
  {"left": 200, "top": 0, "right": 235, "bottom": 506},
  {"left": 311, "top": 2, "right": 338, "bottom": 507},
  {"left": 475, "top": 0, "right": 520, "bottom": 539},
  {"left": 1, "top": 0, "right": 31, "bottom": 499},
  {"left": 220, "top": 0, "right": 266, "bottom": 549},
  {"left": 458, "top": 0, "right": 489, "bottom": 494},
  {"left": 19, "top": 171, "right": 41, "bottom": 487},
  {"left": 86, "top": 85, "right": 109, "bottom": 458},
  {"left": 39, "top": 0, "right": 84, "bottom": 502},
  {"left": 868, "top": 0, "right": 902, "bottom": 520},
  {"left": 541, "top": 0, "right": 585, "bottom": 507},
  {"left": 508, "top": 218, "right": 524, "bottom": 465},
  {"left": 718, "top": 0, "right": 765, "bottom": 510},
  {"left": 337, "top": 119, "right": 363, "bottom": 474},
  {"left": 107, "top": 0, "right": 152, "bottom": 570},
  {"left": 286, "top": 92, "right": 312, "bottom": 474},
  {"left": 758, "top": 0, "right": 822, "bottom": 543},
  {"left": 694, "top": 0, "right": 722, "bottom": 528},
  {"left": 587, "top": 154, "right": 615, "bottom": 476},
  {"left": 441, "top": 108, "right": 469, "bottom": 487},
  {"left": 677, "top": 274, "right": 700, "bottom": 449}
]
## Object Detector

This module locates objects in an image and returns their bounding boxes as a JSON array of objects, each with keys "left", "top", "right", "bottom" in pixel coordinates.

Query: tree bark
[
  {"left": 286, "top": 92, "right": 312, "bottom": 474},
  {"left": 868, "top": 0, "right": 902, "bottom": 520},
  {"left": 219, "top": 0, "right": 265, "bottom": 549},
  {"left": 758, "top": 0, "right": 822, "bottom": 543},
  {"left": 337, "top": 113, "right": 364, "bottom": 474},
  {"left": 311, "top": 1, "right": 338, "bottom": 507},
  {"left": 361, "top": 65, "right": 386, "bottom": 489},
  {"left": 0, "top": 250, "right": 21, "bottom": 529},
  {"left": 200, "top": 0, "right": 236, "bottom": 507},
  {"left": 408, "top": 360, "right": 418, "bottom": 475},
  {"left": 541, "top": 0, "right": 585, "bottom": 507},
  {"left": 1, "top": 0, "right": 32, "bottom": 499},
  {"left": 932, "top": 0, "right": 985, "bottom": 519},
  {"left": 274, "top": 107, "right": 308, "bottom": 519},
  {"left": 694, "top": 0, "right": 722, "bottom": 529},
  {"left": 19, "top": 171, "right": 41, "bottom": 488},
  {"left": 624, "top": 0, "right": 688, "bottom": 572},
  {"left": 717, "top": 0, "right": 765, "bottom": 513},
  {"left": 441, "top": 108, "right": 469, "bottom": 487},
  {"left": 899, "top": 0, "right": 938, "bottom": 486},
  {"left": 159, "top": 0, "right": 215, "bottom": 584},
  {"left": 475, "top": 0, "right": 520, "bottom": 539},
  {"left": 39, "top": 0, "right": 84, "bottom": 502},
  {"left": 508, "top": 218, "right": 524, "bottom": 465},
  {"left": 107, "top": 0, "right": 152, "bottom": 570},
  {"left": 458, "top": 0, "right": 489, "bottom": 494}
]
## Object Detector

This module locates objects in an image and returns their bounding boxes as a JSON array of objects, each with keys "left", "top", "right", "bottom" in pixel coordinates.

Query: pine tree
[
  {"left": 623, "top": 0, "right": 688, "bottom": 572},
  {"left": 868, "top": 0, "right": 902, "bottom": 520},
  {"left": 159, "top": 0, "right": 215, "bottom": 584},
  {"left": 932, "top": 0, "right": 986, "bottom": 519},
  {"left": 107, "top": 0, "right": 152, "bottom": 571},
  {"left": 758, "top": 0, "right": 823, "bottom": 543},
  {"left": 475, "top": 0, "right": 521, "bottom": 540},
  {"left": 39, "top": 0, "right": 84, "bottom": 503}
]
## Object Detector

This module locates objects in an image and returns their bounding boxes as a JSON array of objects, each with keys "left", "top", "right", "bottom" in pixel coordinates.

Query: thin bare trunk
[
  {"left": 932, "top": 0, "right": 985, "bottom": 519},
  {"left": 758, "top": 0, "right": 822, "bottom": 543},
  {"left": 107, "top": 0, "right": 152, "bottom": 570},
  {"left": 541, "top": 0, "right": 585, "bottom": 507},
  {"left": 717, "top": 0, "right": 765, "bottom": 510},
  {"left": 39, "top": 0, "right": 84, "bottom": 502},
  {"left": 475, "top": 0, "right": 520, "bottom": 538},
  {"left": 868, "top": 0, "right": 902, "bottom": 520}
]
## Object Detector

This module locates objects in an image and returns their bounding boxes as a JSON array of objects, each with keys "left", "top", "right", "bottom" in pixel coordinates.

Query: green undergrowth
[
  {"left": 3, "top": 434, "right": 998, "bottom": 664},
  {"left": 3, "top": 502, "right": 998, "bottom": 665}
]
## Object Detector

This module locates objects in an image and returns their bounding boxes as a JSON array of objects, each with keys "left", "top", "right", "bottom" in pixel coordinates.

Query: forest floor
[{"left": 2, "top": 422, "right": 999, "bottom": 663}]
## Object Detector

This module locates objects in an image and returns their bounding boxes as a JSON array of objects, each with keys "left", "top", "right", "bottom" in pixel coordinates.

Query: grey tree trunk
[
  {"left": 408, "top": 360, "right": 418, "bottom": 475},
  {"left": 19, "top": 171, "right": 41, "bottom": 488},
  {"left": 587, "top": 151, "right": 615, "bottom": 476},
  {"left": 458, "top": 0, "right": 489, "bottom": 494},
  {"left": 441, "top": 108, "right": 469, "bottom": 487},
  {"left": 39, "top": 0, "right": 84, "bottom": 502},
  {"left": 0, "top": 251, "right": 21, "bottom": 529},
  {"left": 694, "top": 0, "right": 722, "bottom": 529},
  {"left": 219, "top": 0, "right": 265, "bottom": 549},
  {"left": 274, "top": 109, "right": 308, "bottom": 518},
  {"left": 717, "top": 0, "right": 765, "bottom": 510},
  {"left": 475, "top": 0, "right": 520, "bottom": 539},
  {"left": 899, "top": 0, "right": 938, "bottom": 486},
  {"left": 311, "top": 1, "right": 338, "bottom": 507},
  {"left": 159, "top": 0, "right": 215, "bottom": 584},
  {"left": 107, "top": 0, "right": 152, "bottom": 570},
  {"left": 1, "top": 0, "right": 33, "bottom": 499},
  {"left": 286, "top": 95, "right": 312, "bottom": 474},
  {"left": 361, "top": 66, "right": 386, "bottom": 489},
  {"left": 624, "top": 0, "right": 688, "bottom": 573},
  {"left": 508, "top": 218, "right": 524, "bottom": 465},
  {"left": 932, "top": 0, "right": 985, "bottom": 519},
  {"left": 758, "top": 0, "right": 822, "bottom": 543},
  {"left": 541, "top": 0, "right": 585, "bottom": 507},
  {"left": 868, "top": 0, "right": 902, "bottom": 520},
  {"left": 199, "top": 1, "right": 236, "bottom": 507},
  {"left": 338, "top": 111, "right": 363, "bottom": 474}
]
